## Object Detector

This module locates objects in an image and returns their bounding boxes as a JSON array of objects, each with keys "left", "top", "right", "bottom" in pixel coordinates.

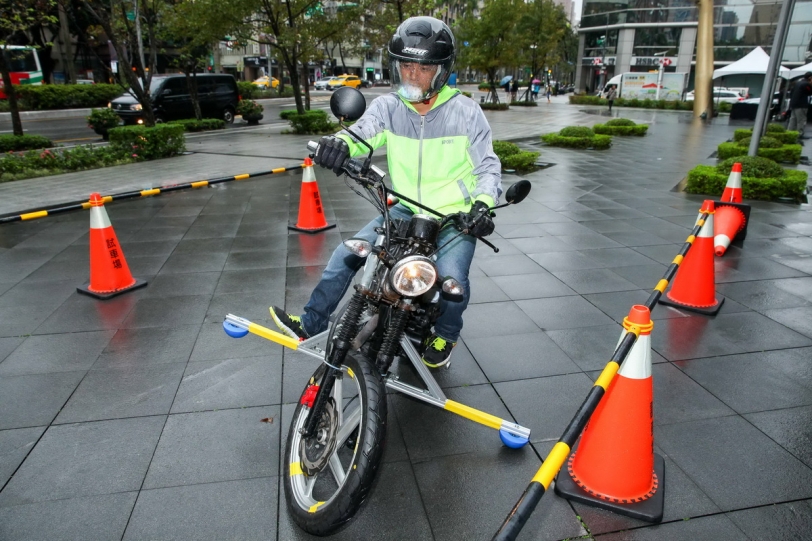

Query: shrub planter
[
  {"left": 717, "top": 141, "right": 802, "bottom": 163},
  {"left": 280, "top": 109, "right": 338, "bottom": 134},
  {"left": 686, "top": 156, "right": 808, "bottom": 202},
  {"left": 87, "top": 108, "right": 121, "bottom": 142},
  {"left": 108, "top": 124, "right": 186, "bottom": 160},
  {"left": 492, "top": 141, "right": 540, "bottom": 173},
  {"left": 0, "top": 134, "right": 53, "bottom": 152},
  {"left": 237, "top": 100, "right": 264, "bottom": 126},
  {"left": 168, "top": 119, "right": 226, "bottom": 132},
  {"left": 480, "top": 102, "right": 509, "bottom": 111},
  {"left": 593, "top": 118, "right": 648, "bottom": 136},
  {"left": 733, "top": 127, "right": 799, "bottom": 145},
  {"left": 541, "top": 126, "right": 612, "bottom": 150}
]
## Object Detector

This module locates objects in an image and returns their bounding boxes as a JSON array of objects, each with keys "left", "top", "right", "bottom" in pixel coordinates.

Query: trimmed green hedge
[
  {"left": 0, "top": 134, "right": 54, "bottom": 152},
  {"left": 13, "top": 84, "right": 123, "bottom": 110},
  {"left": 480, "top": 102, "right": 509, "bottom": 111},
  {"left": 568, "top": 94, "right": 733, "bottom": 112},
  {"left": 280, "top": 109, "right": 338, "bottom": 134},
  {"left": 509, "top": 100, "right": 538, "bottom": 107},
  {"left": 733, "top": 128, "right": 798, "bottom": 145},
  {"left": 237, "top": 81, "right": 295, "bottom": 99},
  {"left": 108, "top": 124, "right": 186, "bottom": 159},
  {"left": 593, "top": 123, "right": 648, "bottom": 136},
  {"left": 492, "top": 141, "right": 540, "bottom": 173},
  {"left": 606, "top": 118, "right": 635, "bottom": 126},
  {"left": 560, "top": 126, "right": 594, "bottom": 137},
  {"left": 739, "top": 136, "right": 782, "bottom": 149},
  {"left": 0, "top": 145, "right": 133, "bottom": 182},
  {"left": 717, "top": 156, "right": 784, "bottom": 178},
  {"left": 686, "top": 164, "right": 808, "bottom": 201},
  {"left": 541, "top": 132, "right": 612, "bottom": 150},
  {"left": 717, "top": 142, "right": 802, "bottom": 163},
  {"left": 167, "top": 119, "right": 226, "bottom": 132}
]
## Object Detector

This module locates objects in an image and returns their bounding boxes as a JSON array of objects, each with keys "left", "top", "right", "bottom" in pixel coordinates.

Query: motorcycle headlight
[{"left": 390, "top": 256, "right": 437, "bottom": 297}]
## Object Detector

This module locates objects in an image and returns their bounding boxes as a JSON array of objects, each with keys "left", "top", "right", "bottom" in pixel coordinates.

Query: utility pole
[{"left": 749, "top": 0, "right": 796, "bottom": 156}]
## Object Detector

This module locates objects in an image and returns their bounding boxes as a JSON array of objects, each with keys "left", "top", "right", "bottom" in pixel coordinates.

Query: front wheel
[
  {"left": 284, "top": 352, "right": 387, "bottom": 536},
  {"left": 222, "top": 106, "right": 235, "bottom": 124}
]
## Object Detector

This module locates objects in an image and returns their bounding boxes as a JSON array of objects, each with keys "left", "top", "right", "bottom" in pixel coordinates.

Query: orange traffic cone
[
  {"left": 555, "top": 305, "right": 664, "bottom": 522},
  {"left": 77, "top": 193, "right": 147, "bottom": 299},
  {"left": 289, "top": 157, "right": 336, "bottom": 234},
  {"left": 720, "top": 162, "right": 743, "bottom": 203},
  {"left": 713, "top": 203, "right": 749, "bottom": 256},
  {"left": 659, "top": 200, "right": 724, "bottom": 315}
]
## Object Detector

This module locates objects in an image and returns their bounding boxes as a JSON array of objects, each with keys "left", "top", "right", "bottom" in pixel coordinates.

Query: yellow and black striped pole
[
  {"left": 492, "top": 210, "right": 710, "bottom": 541},
  {"left": 0, "top": 164, "right": 303, "bottom": 225}
]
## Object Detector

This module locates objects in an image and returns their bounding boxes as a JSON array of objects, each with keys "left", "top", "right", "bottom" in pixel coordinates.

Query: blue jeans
[{"left": 301, "top": 204, "right": 476, "bottom": 342}]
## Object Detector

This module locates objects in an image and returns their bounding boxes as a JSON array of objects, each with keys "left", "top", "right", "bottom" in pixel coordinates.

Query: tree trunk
[
  {"left": 302, "top": 68, "right": 311, "bottom": 110},
  {"left": 187, "top": 69, "right": 202, "bottom": 120},
  {"left": 338, "top": 43, "right": 347, "bottom": 74},
  {"left": 0, "top": 49, "right": 24, "bottom": 136}
]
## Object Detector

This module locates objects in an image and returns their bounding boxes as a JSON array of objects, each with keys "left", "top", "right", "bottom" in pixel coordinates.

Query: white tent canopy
[
  {"left": 712, "top": 46, "right": 790, "bottom": 79},
  {"left": 789, "top": 62, "right": 812, "bottom": 79}
]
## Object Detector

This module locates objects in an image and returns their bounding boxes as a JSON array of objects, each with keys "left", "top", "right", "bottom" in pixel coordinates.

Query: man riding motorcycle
[{"left": 271, "top": 16, "right": 502, "bottom": 368}]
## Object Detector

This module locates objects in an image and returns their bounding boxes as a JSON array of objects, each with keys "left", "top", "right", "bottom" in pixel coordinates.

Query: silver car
[{"left": 314, "top": 77, "right": 338, "bottom": 90}]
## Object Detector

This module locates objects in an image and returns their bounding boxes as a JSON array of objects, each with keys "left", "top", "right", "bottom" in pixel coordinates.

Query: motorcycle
[{"left": 223, "top": 87, "right": 533, "bottom": 536}]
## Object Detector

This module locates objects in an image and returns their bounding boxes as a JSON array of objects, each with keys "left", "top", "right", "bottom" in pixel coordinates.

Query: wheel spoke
[
  {"left": 304, "top": 474, "right": 317, "bottom": 499},
  {"left": 336, "top": 404, "right": 362, "bottom": 447},
  {"left": 328, "top": 453, "right": 347, "bottom": 486}
]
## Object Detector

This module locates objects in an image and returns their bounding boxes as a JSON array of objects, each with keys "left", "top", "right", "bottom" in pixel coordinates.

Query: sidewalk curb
[{"left": 0, "top": 108, "right": 92, "bottom": 121}]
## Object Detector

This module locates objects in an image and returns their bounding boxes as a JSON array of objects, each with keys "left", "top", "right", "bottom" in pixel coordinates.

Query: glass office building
[{"left": 577, "top": 0, "right": 812, "bottom": 95}]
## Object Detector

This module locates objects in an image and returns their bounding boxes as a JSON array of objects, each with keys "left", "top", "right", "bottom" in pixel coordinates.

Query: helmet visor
[{"left": 391, "top": 60, "right": 445, "bottom": 102}]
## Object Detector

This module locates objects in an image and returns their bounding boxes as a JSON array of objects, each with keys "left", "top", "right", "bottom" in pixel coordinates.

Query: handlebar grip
[{"left": 307, "top": 141, "right": 319, "bottom": 153}]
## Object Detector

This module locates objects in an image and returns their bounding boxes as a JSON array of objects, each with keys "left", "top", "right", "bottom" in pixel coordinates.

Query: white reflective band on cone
[
  {"left": 714, "top": 234, "right": 732, "bottom": 252},
  {"left": 301, "top": 165, "right": 317, "bottom": 183},
  {"left": 726, "top": 171, "right": 742, "bottom": 190},
  {"left": 89, "top": 206, "right": 112, "bottom": 229},
  {"left": 698, "top": 212, "right": 714, "bottom": 238},
  {"left": 618, "top": 333, "right": 652, "bottom": 379}
]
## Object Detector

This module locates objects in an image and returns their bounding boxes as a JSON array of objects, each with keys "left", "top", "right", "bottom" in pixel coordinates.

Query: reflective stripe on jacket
[{"left": 337, "top": 86, "right": 502, "bottom": 216}]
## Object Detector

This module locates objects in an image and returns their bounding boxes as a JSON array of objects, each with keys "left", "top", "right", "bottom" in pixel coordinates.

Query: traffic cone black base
[
  {"left": 659, "top": 294, "right": 724, "bottom": 316},
  {"left": 555, "top": 453, "right": 665, "bottom": 523},
  {"left": 77, "top": 278, "right": 148, "bottom": 300},
  {"left": 288, "top": 223, "right": 336, "bottom": 234}
]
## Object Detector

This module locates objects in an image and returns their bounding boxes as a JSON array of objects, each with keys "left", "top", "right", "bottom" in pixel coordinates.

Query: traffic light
[{"left": 207, "top": 65, "right": 212, "bottom": 71}]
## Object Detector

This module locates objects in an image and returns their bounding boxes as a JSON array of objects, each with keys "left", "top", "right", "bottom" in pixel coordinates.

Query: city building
[{"left": 576, "top": 0, "right": 812, "bottom": 96}]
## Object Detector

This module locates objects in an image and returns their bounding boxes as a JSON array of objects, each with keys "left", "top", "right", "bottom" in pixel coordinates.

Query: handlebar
[
  {"left": 307, "top": 140, "right": 386, "bottom": 184},
  {"left": 308, "top": 140, "right": 499, "bottom": 253}
]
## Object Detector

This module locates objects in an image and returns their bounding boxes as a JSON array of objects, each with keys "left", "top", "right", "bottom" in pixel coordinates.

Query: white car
[
  {"left": 685, "top": 89, "right": 744, "bottom": 104},
  {"left": 314, "top": 77, "right": 338, "bottom": 90}
]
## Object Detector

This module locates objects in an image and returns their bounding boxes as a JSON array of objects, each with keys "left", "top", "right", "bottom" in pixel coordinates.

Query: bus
[{"left": 0, "top": 45, "right": 43, "bottom": 99}]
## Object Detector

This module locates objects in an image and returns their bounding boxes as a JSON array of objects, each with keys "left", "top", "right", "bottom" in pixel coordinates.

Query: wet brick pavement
[{"left": 1, "top": 97, "right": 812, "bottom": 540}]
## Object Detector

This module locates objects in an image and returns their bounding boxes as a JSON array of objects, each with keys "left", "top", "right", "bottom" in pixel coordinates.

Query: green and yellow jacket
[{"left": 337, "top": 86, "right": 502, "bottom": 216}]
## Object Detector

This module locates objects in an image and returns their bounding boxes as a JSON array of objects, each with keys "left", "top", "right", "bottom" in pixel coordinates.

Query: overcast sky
[{"left": 573, "top": 0, "right": 583, "bottom": 22}]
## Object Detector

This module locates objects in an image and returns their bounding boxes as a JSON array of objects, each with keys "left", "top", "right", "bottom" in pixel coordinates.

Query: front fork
[{"left": 302, "top": 292, "right": 366, "bottom": 438}]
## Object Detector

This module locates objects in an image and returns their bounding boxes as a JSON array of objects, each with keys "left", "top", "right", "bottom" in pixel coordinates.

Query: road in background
[{"left": 0, "top": 87, "right": 392, "bottom": 144}]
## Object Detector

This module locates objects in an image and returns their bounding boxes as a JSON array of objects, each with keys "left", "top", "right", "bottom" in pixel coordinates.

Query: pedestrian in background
[
  {"left": 531, "top": 80, "right": 540, "bottom": 101},
  {"left": 606, "top": 85, "right": 617, "bottom": 113},
  {"left": 510, "top": 79, "right": 518, "bottom": 102},
  {"left": 788, "top": 72, "right": 812, "bottom": 139},
  {"left": 546, "top": 85, "right": 552, "bottom": 103}
]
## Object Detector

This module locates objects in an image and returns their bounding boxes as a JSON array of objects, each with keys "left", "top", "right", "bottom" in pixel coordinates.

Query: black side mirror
[
  {"left": 330, "top": 87, "right": 366, "bottom": 121},
  {"left": 504, "top": 180, "right": 531, "bottom": 205}
]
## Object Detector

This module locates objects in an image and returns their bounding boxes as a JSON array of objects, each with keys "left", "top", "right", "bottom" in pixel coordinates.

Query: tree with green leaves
[
  {"left": 162, "top": 0, "right": 248, "bottom": 120},
  {"left": 0, "top": 0, "right": 57, "bottom": 136},
  {"left": 516, "top": 0, "right": 568, "bottom": 101},
  {"left": 78, "top": 0, "right": 170, "bottom": 126},
  {"left": 455, "top": 0, "right": 524, "bottom": 103}
]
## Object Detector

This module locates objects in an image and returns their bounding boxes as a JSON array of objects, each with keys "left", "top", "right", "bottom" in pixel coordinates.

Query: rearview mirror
[
  {"left": 504, "top": 180, "right": 531, "bottom": 205},
  {"left": 330, "top": 87, "right": 366, "bottom": 121}
]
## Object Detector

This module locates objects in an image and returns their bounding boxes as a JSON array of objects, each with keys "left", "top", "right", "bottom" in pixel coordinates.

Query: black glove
[
  {"left": 314, "top": 135, "right": 350, "bottom": 175},
  {"left": 463, "top": 200, "right": 495, "bottom": 237}
]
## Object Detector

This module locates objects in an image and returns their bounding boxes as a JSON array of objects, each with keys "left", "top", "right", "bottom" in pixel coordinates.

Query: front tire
[
  {"left": 284, "top": 352, "right": 387, "bottom": 536},
  {"left": 223, "top": 106, "right": 235, "bottom": 124}
]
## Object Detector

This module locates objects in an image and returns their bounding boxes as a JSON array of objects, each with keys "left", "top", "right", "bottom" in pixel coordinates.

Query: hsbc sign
[{"left": 631, "top": 57, "right": 678, "bottom": 67}]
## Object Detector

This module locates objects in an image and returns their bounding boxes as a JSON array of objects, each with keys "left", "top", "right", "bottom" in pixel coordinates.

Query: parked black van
[{"left": 110, "top": 74, "right": 240, "bottom": 124}]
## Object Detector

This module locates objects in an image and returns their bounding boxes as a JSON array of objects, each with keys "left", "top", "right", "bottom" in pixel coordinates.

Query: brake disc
[{"left": 300, "top": 399, "right": 339, "bottom": 476}]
